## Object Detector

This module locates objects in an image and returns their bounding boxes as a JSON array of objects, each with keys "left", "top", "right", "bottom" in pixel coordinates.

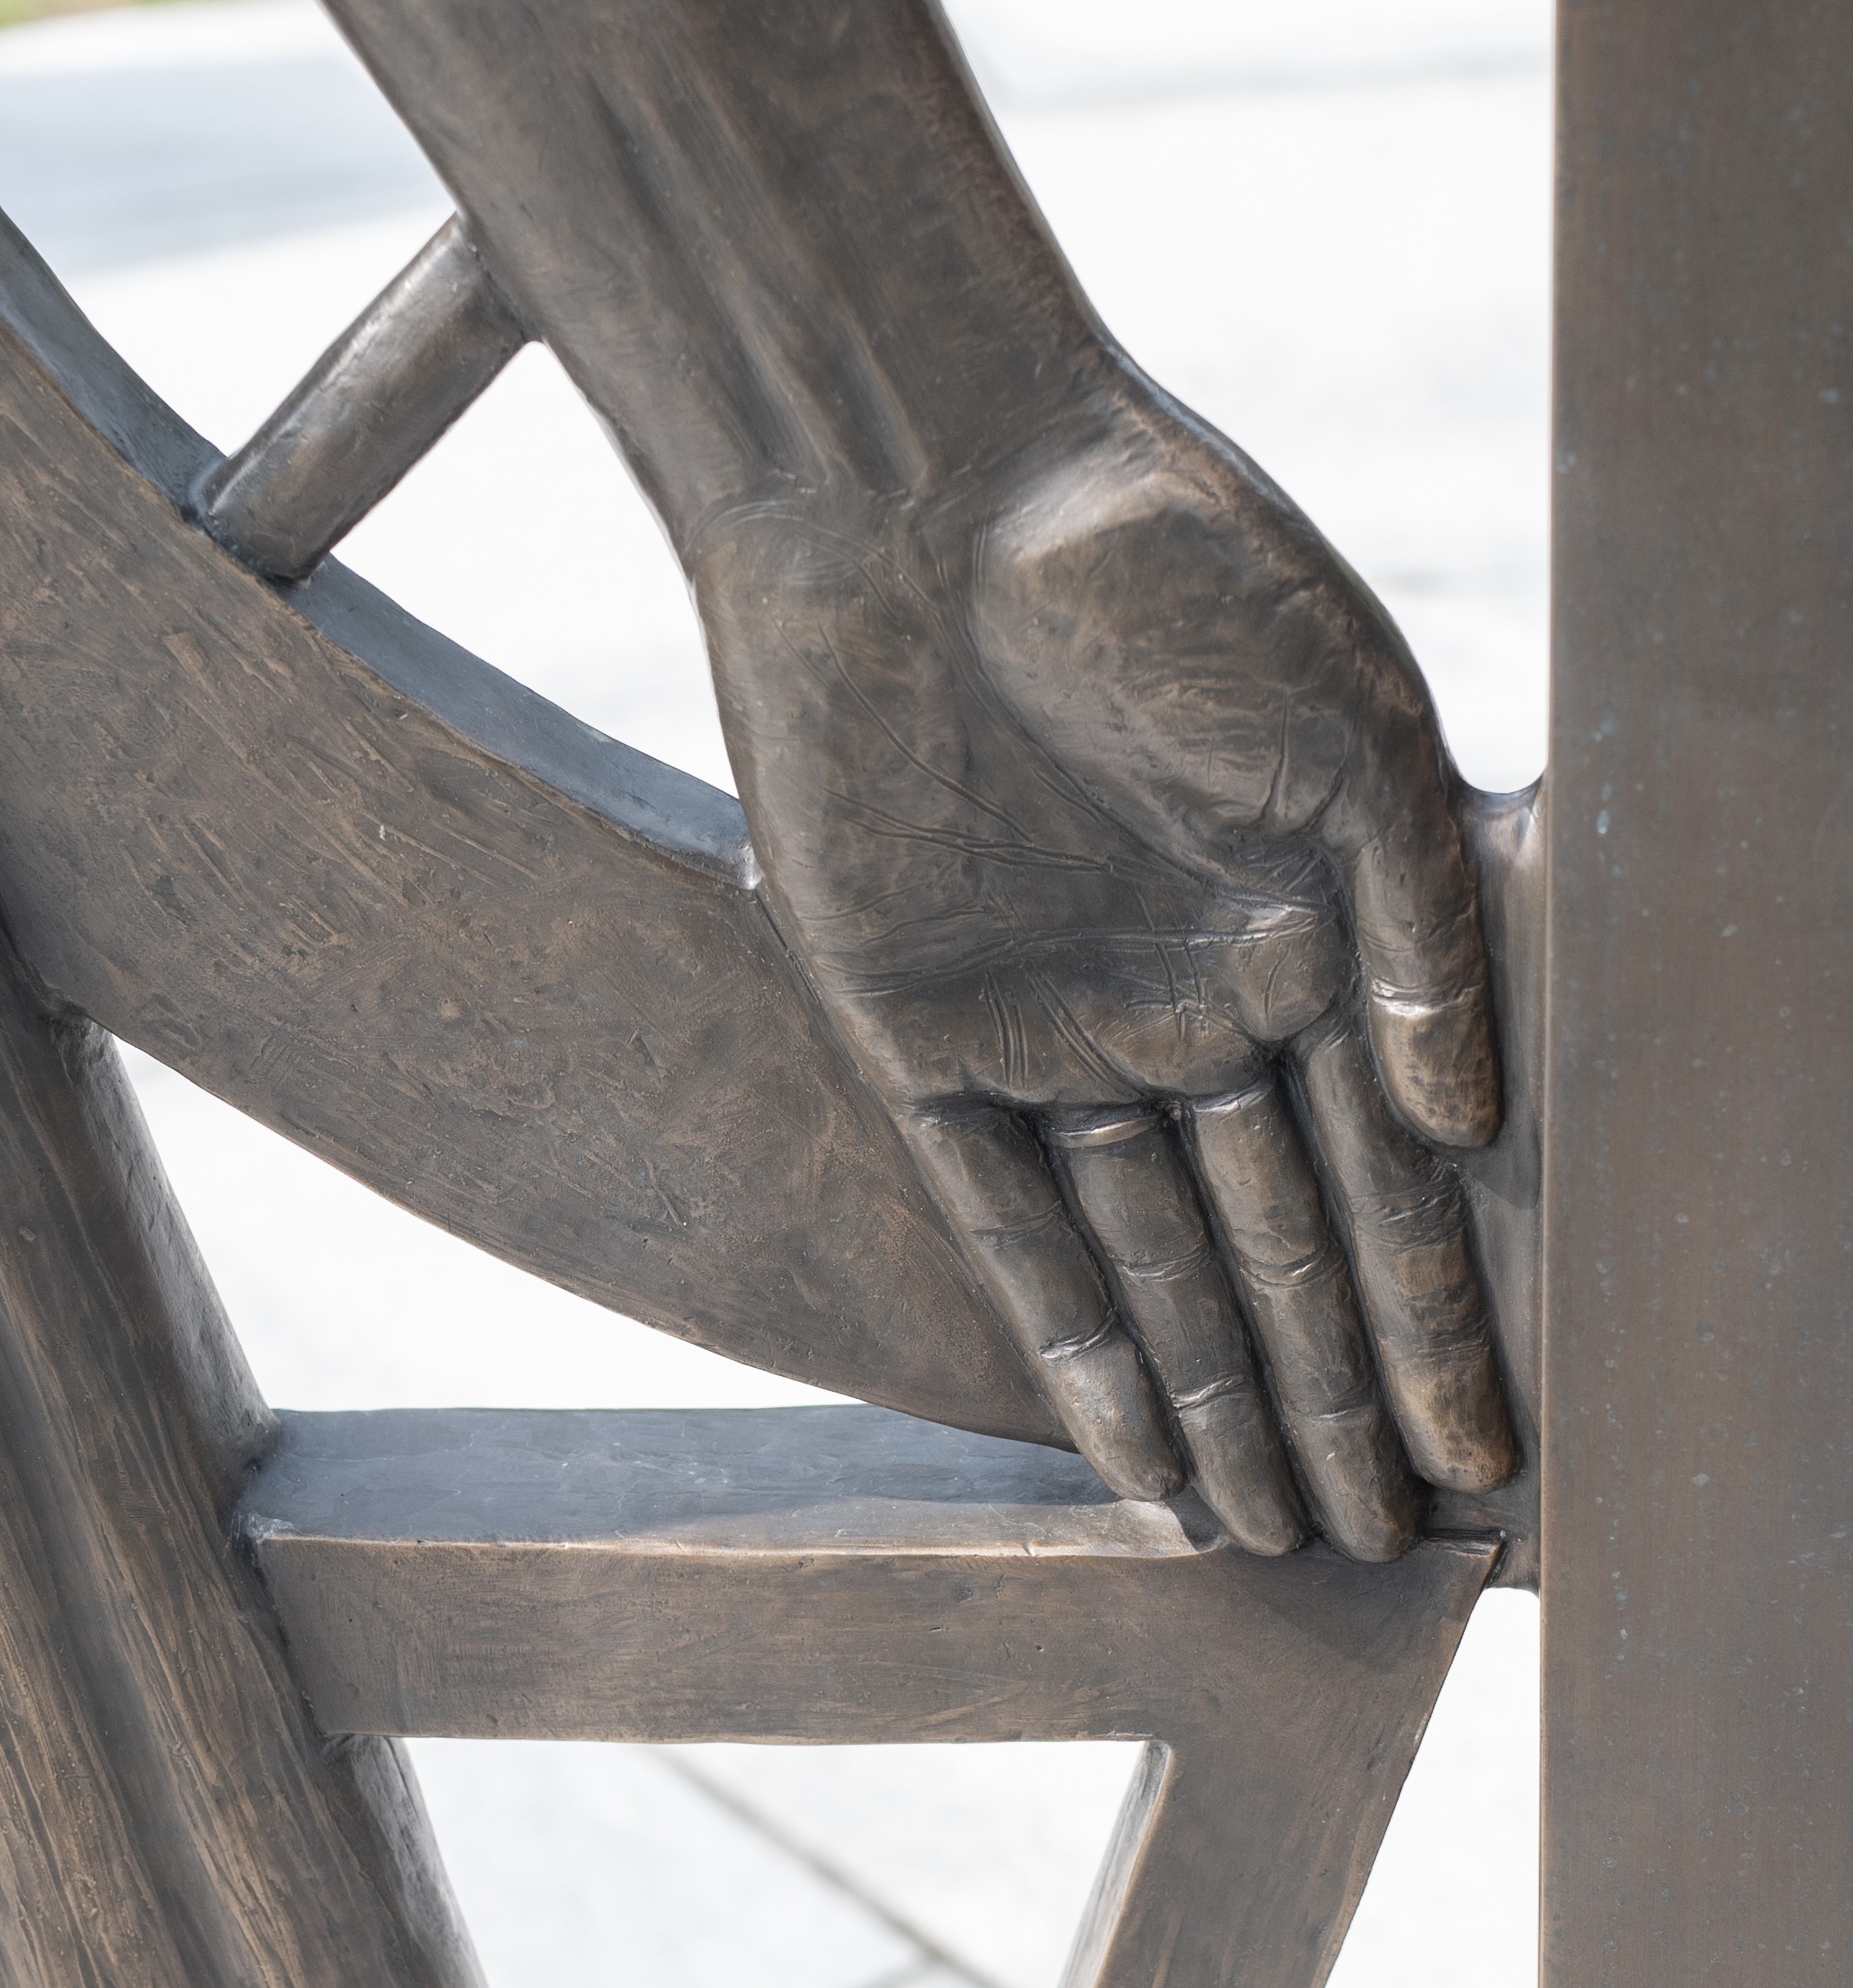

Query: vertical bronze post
[{"left": 1547, "top": 2, "right": 1853, "bottom": 1980}]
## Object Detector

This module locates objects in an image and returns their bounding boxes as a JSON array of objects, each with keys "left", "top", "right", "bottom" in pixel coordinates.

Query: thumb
[{"left": 1318, "top": 691, "right": 1501, "bottom": 1149}]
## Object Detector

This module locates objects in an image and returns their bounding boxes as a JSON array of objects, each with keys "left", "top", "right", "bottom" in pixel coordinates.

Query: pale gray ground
[{"left": 0, "top": 3, "right": 1547, "bottom": 1981}]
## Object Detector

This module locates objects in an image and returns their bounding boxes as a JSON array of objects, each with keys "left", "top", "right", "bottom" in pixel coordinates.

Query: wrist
[{"left": 330, "top": 0, "right": 1104, "bottom": 547}]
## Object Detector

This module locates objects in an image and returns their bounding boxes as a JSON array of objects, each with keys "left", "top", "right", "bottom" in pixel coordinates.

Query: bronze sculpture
[
  {"left": 210, "top": 0, "right": 1522, "bottom": 1563},
  {"left": 0, "top": 0, "right": 1842, "bottom": 1981}
]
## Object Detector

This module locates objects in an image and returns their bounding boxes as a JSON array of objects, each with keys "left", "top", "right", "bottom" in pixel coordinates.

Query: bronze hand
[{"left": 326, "top": 0, "right": 1518, "bottom": 1553}]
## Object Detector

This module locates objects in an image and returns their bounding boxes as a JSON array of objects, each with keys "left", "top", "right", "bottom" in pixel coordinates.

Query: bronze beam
[
  {"left": 242, "top": 1403, "right": 1495, "bottom": 1988},
  {"left": 1546, "top": 2, "right": 1853, "bottom": 1977}
]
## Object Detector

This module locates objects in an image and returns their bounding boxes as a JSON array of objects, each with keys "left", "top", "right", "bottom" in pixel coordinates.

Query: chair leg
[{"left": 0, "top": 931, "right": 480, "bottom": 1988}]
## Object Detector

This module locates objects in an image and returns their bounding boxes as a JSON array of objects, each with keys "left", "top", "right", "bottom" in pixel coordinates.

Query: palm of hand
[{"left": 695, "top": 392, "right": 1516, "bottom": 1561}]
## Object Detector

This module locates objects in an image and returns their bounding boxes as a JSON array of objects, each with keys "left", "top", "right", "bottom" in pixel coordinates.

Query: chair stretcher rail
[{"left": 242, "top": 1404, "right": 1494, "bottom": 1988}]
